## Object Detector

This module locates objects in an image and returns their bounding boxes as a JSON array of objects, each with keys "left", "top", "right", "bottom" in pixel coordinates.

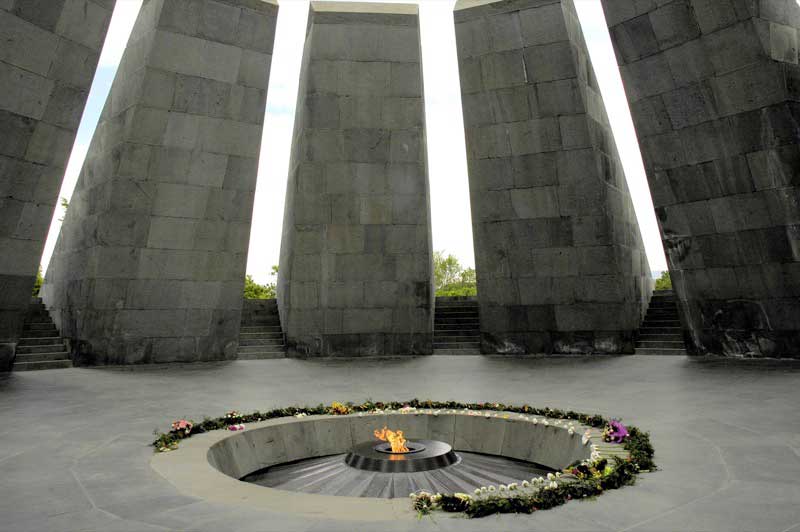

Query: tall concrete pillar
[
  {"left": 41, "top": 0, "right": 278, "bottom": 365},
  {"left": 277, "top": 2, "right": 434, "bottom": 357},
  {"left": 454, "top": 0, "right": 651, "bottom": 355},
  {"left": 601, "top": 0, "right": 800, "bottom": 357},
  {"left": 0, "top": 0, "right": 115, "bottom": 366}
]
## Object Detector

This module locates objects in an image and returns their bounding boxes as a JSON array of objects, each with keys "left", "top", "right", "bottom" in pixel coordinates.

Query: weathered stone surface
[
  {"left": 0, "top": 1, "right": 114, "bottom": 346},
  {"left": 41, "top": 0, "right": 278, "bottom": 365},
  {"left": 277, "top": 2, "right": 434, "bottom": 357},
  {"left": 602, "top": 0, "right": 800, "bottom": 357},
  {"left": 454, "top": 0, "right": 651, "bottom": 355},
  {"left": 0, "top": 340, "right": 14, "bottom": 371}
]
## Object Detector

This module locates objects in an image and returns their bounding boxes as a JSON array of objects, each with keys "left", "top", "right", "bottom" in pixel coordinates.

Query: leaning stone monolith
[
  {"left": 277, "top": 2, "right": 434, "bottom": 357},
  {"left": 454, "top": 0, "right": 651, "bottom": 354},
  {"left": 0, "top": 1, "right": 115, "bottom": 367},
  {"left": 42, "top": 0, "right": 278, "bottom": 364},
  {"left": 602, "top": 0, "right": 800, "bottom": 357}
]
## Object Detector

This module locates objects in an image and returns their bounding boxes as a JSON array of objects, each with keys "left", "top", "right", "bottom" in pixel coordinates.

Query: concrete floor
[{"left": 1, "top": 355, "right": 799, "bottom": 532}]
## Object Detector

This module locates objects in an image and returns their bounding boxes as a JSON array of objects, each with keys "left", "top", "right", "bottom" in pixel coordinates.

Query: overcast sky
[{"left": 40, "top": 0, "right": 668, "bottom": 284}]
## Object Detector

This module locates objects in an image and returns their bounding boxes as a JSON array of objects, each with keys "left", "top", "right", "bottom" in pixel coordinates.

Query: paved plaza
[{"left": 1, "top": 355, "right": 799, "bottom": 531}]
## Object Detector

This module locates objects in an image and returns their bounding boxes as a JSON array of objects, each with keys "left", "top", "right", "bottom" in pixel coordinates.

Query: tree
[
  {"left": 243, "top": 275, "right": 274, "bottom": 299},
  {"left": 32, "top": 267, "right": 43, "bottom": 296},
  {"left": 433, "top": 251, "right": 477, "bottom": 297},
  {"left": 433, "top": 251, "right": 462, "bottom": 291},
  {"left": 58, "top": 197, "right": 69, "bottom": 222},
  {"left": 655, "top": 270, "right": 672, "bottom": 291},
  {"left": 243, "top": 266, "right": 279, "bottom": 299}
]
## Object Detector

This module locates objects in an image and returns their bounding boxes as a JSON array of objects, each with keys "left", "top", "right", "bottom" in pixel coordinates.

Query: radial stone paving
[{"left": 0, "top": 355, "right": 799, "bottom": 531}]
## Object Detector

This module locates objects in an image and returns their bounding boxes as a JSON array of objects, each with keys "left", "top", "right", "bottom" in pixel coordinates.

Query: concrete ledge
[
  {"left": 152, "top": 411, "right": 618, "bottom": 520},
  {"left": 454, "top": 0, "right": 559, "bottom": 19},
  {"left": 310, "top": 2, "right": 418, "bottom": 15}
]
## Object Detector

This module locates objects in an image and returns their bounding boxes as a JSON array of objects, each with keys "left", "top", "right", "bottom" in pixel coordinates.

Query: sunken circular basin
[{"left": 151, "top": 411, "right": 607, "bottom": 521}]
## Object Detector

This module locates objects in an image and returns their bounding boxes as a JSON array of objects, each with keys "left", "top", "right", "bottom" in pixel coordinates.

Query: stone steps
[
  {"left": 238, "top": 344, "right": 284, "bottom": 353},
  {"left": 433, "top": 322, "right": 481, "bottom": 331},
  {"left": 636, "top": 348, "right": 687, "bottom": 356},
  {"left": 639, "top": 334, "right": 683, "bottom": 343},
  {"left": 12, "top": 359, "right": 73, "bottom": 371},
  {"left": 643, "top": 319, "right": 681, "bottom": 327},
  {"left": 15, "top": 352, "right": 71, "bottom": 362},
  {"left": 434, "top": 334, "right": 480, "bottom": 342},
  {"left": 12, "top": 302, "right": 71, "bottom": 371},
  {"left": 645, "top": 308, "right": 678, "bottom": 316},
  {"left": 20, "top": 328, "right": 59, "bottom": 338},
  {"left": 237, "top": 352, "right": 286, "bottom": 360},
  {"left": 17, "top": 336, "right": 63, "bottom": 346},
  {"left": 239, "top": 337, "right": 284, "bottom": 346},
  {"left": 434, "top": 328, "right": 479, "bottom": 337},
  {"left": 239, "top": 333, "right": 282, "bottom": 339},
  {"left": 238, "top": 300, "right": 286, "bottom": 359},
  {"left": 26, "top": 322, "right": 58, "bottom": 330},
  {"left": 637, "top": 291, "right": 686, "bottom": 355},
  {"left": 434, "top": 349, "right": 481, "bottom": 355},
  {"left": 648, "top": 301, "right": 678, "bottom": 308},
  {"left": 433, "top": 341, "right": 481, "bottom": 349},
  {"left": 433, "top": 297, "right": 480, "bottom": 355},
  {"left": 16, "top": 344, "right": 69, "bottom": 355},
  {"left": 240, "top": 326, "right": 282, "bottom": 333},
  {"left": 240, "top": 320, "right": 281, "bottom": 327},
  {"left": 637, "top": 340, "right": 686, "bottom": 349}
]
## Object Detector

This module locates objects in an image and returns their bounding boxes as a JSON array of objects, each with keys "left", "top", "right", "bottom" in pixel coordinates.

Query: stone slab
[
  {"left": 601, "top": 0, "right": 800, "bottom": 357},
  {"left": 0, "top": 1, "right": 114, "bottom": 345},
  {"left": 41, "top": 0, "right": 278, "bottom": 365},
  {"left": 454, "top": 0, "right": 651, "bottom": 355},
  {"left": 277, "top": 3, "right": 434, "bottom": 357}
]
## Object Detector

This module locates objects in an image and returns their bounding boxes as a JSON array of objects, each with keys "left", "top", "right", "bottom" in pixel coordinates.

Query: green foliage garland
[{"left": 152, "top": 399, "right": 655, "bottom": 519}]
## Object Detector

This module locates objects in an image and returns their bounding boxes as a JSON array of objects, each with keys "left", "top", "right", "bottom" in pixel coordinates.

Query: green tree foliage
[
  {"left": 32, "top": 267, "right": 43, "bottom": 296},
  {"left": 654, "top": 270, "right": 672, "bottom": 291},
  {"left": 433, "top": 251, "right": 477, "bottom": 297},
  {"left": 58, "top": 197, "right": 69, "bottom": 222},
  {"left": 243, "top": 266, "right": 278, "bottom": 299}
]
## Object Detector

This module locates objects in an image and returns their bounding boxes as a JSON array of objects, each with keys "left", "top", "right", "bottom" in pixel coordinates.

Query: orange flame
[{"left": 374, "top": 426, "right": 409, "bottom": 453}]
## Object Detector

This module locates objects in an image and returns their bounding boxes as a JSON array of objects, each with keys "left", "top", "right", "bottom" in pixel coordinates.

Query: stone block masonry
[
  {"left": 41, "top": 0, "right": 278, "bottom": 364},
  {"left": 602, "top": 0, "right": 800, "bottom": 357},
  {"left": 277, "top": 2, "right": 434, "bottom": 357},
  {"left": 0, "top": 0, "right": 115, "bottom": 355},
  {"left": 454, "top": 0, "right": 651, "bottom": 354}
]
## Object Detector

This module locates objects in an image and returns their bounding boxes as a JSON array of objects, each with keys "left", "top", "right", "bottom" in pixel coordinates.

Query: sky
[{"left": 40, "top": 0, "right": 668, "bottom": 284}]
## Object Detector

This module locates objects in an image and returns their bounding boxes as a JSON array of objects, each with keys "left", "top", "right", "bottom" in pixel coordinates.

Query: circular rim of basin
[{"left": 150, "top": 411, "right": 618, "bottom": 521}]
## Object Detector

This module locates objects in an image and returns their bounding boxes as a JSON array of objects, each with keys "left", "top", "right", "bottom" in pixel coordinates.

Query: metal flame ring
[{"left": 373, "top": 441, "right": 426, "bottom": 454}]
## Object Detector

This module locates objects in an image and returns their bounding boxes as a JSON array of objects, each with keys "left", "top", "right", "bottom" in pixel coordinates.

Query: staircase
[
  {"left": 636, "top": 291, "right": 687, "bottom": 355},
  {"left": 14, "top": 298, "right": 72, "bottom": 371},
  {"left": 237, "top": 299, "right": 286, "bottom": 359},
  {"left": 433, "top": 297, "right": 480, "bottom": 355}
]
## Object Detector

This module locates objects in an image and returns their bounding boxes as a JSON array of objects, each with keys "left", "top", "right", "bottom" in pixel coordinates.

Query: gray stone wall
[
  {"left": 241, "top": 297, "right": 277, "bottom": 324},
  {"left": 0, "top": 0, "right": 114, "bottom": 350},
  {"left": 277, "top": 2, "right": 434, "bottom": 357},
  {"left": 602, "top": 0, "right": 800, "bottom": 357},
  {"left": 454, "top": 0, "right": 651, "bottom": 354},
  {"left": 41, "top": 0, "right": 278, "bottom": 365}
]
